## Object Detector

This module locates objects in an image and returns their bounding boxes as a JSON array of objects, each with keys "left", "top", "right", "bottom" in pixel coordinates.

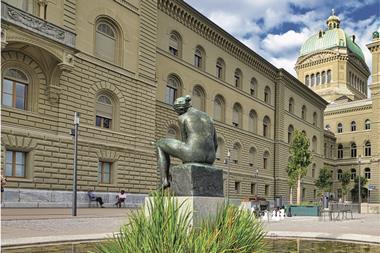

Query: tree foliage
[
  {"left": 287, "top": 130, "right": 312, "bottom": 181},
  {"left": 314, "top": 167, "right": 333, "bottom": 194},
  {"left": 351, "top": 176, "right": 368, "bottom": 202},
  {"left": 339, "top": 171, "right": 351, "bottom": 200}
]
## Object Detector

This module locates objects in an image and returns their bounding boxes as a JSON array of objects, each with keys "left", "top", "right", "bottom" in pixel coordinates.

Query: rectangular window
[
  {"left": 165, "top": 86, "right": 177, "bottom": 105},
  {"left": 95, "top": 116, "right": 112, "bottom": 129},
  {"left": 5, "top": 151, "right": 26, "bottom": 177},
  {"left": 216, "top": 65, "right": 223, "bottom": 79},
  {"left": 235, "top": 181, "right": 240, "bottom": 193},
  {"left": 98, "top": 161, "right": 111, "bottom": 184},
  {"left": 250, "top": 183, "right": 256, "bottom": 195},
  {"left": 265, "top": 185, "right": 269, "bottom": 196},
  {"left": 263, "top": 157, "right": 268, "bottom": 169},
  {"left": 169, "top": 46, "right": 178, "bottom": 56},
  {"left": 2, "top": 78, "right": 27, "bottom": 110}
]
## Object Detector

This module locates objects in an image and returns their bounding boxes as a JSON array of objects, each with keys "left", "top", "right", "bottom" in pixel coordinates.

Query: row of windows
[
  {"left": 233, "top": 182, "right": 270, "bottom": 196},
  {"left": 337, "top": 141, "right": 371, "bottom": 159},
  {"left": 165, "top": 75, "right": 273, "bottom": 138},
  {"left": 349, "top": 71, "right": 366, "bottom": 94},
  {"left": 2, "top": 68, "right": 118, "bottom": 131},
  {"left": 304, "top": 70, "right": 331, "bottom": 87},
  {"left": 327, "top": 120, "right": 371, "bottom": 133},
  {"left": 5, "top": 150, "right": 113, "bottom": 184},
  {"left": 288, "top": 97, "right": 319, "bottom": 126},
  {"left": 168, "top": 31, "right": 272, "bottom": 104},
  {"left": 337, "top": 168, "right": 372, "bottom": 180}
]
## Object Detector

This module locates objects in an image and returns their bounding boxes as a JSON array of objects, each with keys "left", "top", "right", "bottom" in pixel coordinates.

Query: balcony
[{"left": 1, "top": 2, "right": 75, "bottom": 48}]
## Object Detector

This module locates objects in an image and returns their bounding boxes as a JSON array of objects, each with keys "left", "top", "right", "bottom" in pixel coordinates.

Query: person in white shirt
[{"left": 115, "top": 190, "right": 127, "bottom": 208}]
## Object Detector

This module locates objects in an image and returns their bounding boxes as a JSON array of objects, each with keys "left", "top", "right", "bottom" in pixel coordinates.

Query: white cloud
[{"left": 262, "top": 28, "right": 311, "bottom": 55}]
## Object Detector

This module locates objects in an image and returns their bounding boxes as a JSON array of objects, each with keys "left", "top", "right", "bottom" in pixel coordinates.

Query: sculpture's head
[{"left": 173, "top": 95, "right": 192, "bottom": 115}]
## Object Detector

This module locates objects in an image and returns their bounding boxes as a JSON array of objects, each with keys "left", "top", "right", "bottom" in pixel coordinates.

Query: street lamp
[
  {"left": 226, "top": 149, "right": 231, "bottom": 203},
  {"left": 358, "top": 155, "right": 362, "bottom": 214},
  {"left": 255, "top": 168, "right": 259, "bottom": 197},
  {"left": 72, "top": 112, "right": 80, "bottom": 216}
]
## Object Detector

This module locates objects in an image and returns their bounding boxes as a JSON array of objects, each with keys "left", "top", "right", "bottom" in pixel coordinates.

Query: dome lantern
[{"left": 326, "top": 9, "right": 340, "bottom": 30}]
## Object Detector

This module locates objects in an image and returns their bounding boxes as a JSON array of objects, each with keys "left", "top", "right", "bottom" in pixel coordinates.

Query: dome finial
[{"left": 327, "top": 9, "right": 340, "bottom": 30}]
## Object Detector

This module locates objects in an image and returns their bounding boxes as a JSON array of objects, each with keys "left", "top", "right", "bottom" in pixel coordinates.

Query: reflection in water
[{"left": 2, "top": 239, "right": 380, "bottom": 253}]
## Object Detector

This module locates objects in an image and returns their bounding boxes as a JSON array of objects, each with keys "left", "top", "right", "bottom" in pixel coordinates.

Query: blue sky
[{"left": 185, "top": 0, "right": 380, "bottom": 77}]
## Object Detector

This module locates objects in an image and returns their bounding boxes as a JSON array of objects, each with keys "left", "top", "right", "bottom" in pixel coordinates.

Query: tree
[
  {"left": 287, "top": 130, "right": 312, "bottom": 205},
  {"left": 339, "top": 171, "right": 351, "bottom": 202},
  {"left": 314, "top": 167, "right": 333, "bottom": 195},
  {"left": 351, "top": 176, "right": 368, "bottom": 202}
]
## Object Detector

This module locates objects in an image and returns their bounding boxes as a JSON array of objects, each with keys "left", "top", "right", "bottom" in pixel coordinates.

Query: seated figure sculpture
[{"left": 155, "top": 95, "right": 218, "bottom": 190}]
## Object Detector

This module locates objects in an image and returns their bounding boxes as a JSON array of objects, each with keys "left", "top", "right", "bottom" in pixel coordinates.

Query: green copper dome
[{"left": 300, "top": 28, "right": 365, "bottom": 61}]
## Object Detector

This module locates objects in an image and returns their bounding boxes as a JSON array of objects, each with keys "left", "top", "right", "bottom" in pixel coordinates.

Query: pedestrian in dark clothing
[{"left": 88, "top": 190, "right": 105, "bottom": 208}]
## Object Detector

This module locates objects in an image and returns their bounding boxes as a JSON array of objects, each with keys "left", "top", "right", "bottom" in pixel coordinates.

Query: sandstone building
[{"left": 1, "top": 0, "right": 378, "bottom": 206}]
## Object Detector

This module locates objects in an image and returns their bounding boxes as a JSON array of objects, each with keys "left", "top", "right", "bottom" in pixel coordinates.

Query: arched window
[
  {"left": 288, "top": 97, "right": 294, "bottom": 113},
  {"left": 301, "top": 105, "right": 307, "bottom": 120},
  {"left": 337, "top": 169, "right": 343, "bottom": 180},
  {"left": 194, "top": 46, "right": 205, "bottom": 70},
  {"left": 234, "top": 68, "right": 242, "bottom": 89},
  {"left": 313, "top": 112, "right": 318, "bottom": 126},
  {"left": 216, "top": 58, "right": 225, "bottom": 80},
  {"left": 250, "top": 77, "right": 257, "bottom": 97},
  {"left": 310, "top": 74, "right": 315, "bottom": 87},
  {"left": 263, "top": 116, "right": 271, "bottom": 138},
  {"left": 351, "top": 121, "right": 356, "bottom": 131},
  {"left": 365, "top": 141, "right": 371, "bottom": 156},
  {"left": 312, "top": 136, "right": 317, "bottom": 152},
  {"left": 216, "top": 137, "right": 224, "bottom": 161},
  {"left": 249, "top": 147, "right": 257, "bottom": 167},
  {"left": 327, "top": 70, "right": 331, "bottom": 83},
  {"left": 263, "top": 151, "right": 270, "bottom": 170},
  {"left": 2, "top": 68, "right": 29, "bottom": 110},
  {"left": 264, "top": 86, "right": 271, "bottom": 104},
  {"left": 95, "top": 19, "right": 119, "bottom": 63},
  {"left": 288, "top": 125, "right": 294, "bottom": 143},
  {"left": 364, "top": 168, "right": 371, "bottom": 179},
  {"left": 213, "top": 95, "right": 225, "bottom": 122},
  {"left": 316, "top": 72, "right": 320, "bottom": 85},
  {"left": 337, "top": 144, "right": 343, "bottom": 159},
  {"left": 350, "top": 142, "right": 357, "bottom": 157},
  {"left": 365, "top": 119, "right": 371, "bottom": 130},
  {"left": 232, "top": 142, "right": 241, "bottom": 164},
  {"left": 350, "top": 168, "right": 356, "bottom": 180},
  {"left": 165, "top": 75, "right": 181, "bottom": 105},
  {"left": 96, "top": 94, "right": 113, "bottom": 129},
  {"left": 169, "top": 31, "right": 182, "bottom": 57},
  {"left": 232, "top": 103, "right": 242, "bottom": 128},
  {"left": 321, "top": 71, "right": 326, "bottom": 84},
  {"left": 166, "top": 126, "right": 178, "bottom": 139},
  {"left": 192, "top": 85, "right": 206, "bottom": 111},
  {"left": 305, "top": 75, "right": 309, "bottom": 86},
  {"left": 337, "top": 123, "right": 343, "bottom": 133},
  {"left": 248, "top": 110, "right": 258, "bottom": 133}
]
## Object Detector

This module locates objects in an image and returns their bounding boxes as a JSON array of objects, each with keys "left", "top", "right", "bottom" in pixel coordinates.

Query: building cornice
[
  {"left": 157, "top": 0, "right": 278, "bottom": 81},
  {"left": 325, "top": 99, "right": 372, "bottom": 115}
]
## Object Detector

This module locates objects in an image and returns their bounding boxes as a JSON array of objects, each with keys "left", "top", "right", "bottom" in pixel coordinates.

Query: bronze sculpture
[{"left": 155, "top": 95, "right": 218, "bottom": 190}]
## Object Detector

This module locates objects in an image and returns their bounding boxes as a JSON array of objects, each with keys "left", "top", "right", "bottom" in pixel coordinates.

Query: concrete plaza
[{"left": 1, "top": 208, "right": 380, "bottom": 247}]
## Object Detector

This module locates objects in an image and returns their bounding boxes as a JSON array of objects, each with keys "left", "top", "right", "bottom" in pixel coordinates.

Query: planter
[{"left": 289, "top": 205, "right": 320, "bottom": 216}]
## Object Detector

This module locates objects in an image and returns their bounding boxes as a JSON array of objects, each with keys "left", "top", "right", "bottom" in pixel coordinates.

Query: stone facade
[{"left": 1, "top": 0, "right": 378, "bottom": 207}]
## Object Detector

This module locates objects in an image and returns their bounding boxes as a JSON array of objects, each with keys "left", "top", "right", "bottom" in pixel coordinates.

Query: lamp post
[
  {"left": 72, "top": 112, "right": 80, "bottom": 216},
  {"left": 255, "top": 168, "right": 259, "bottom": 197},
  {"left": 226, "top": 149, "right": 231, "bottom": 203},
  {"left": 358, "top": 155, "right": 361, "bottom": 214}
]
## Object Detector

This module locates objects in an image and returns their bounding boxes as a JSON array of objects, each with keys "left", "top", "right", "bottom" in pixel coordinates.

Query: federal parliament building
[{"left": 1, "top": 0, "right": 379, "bottom": 207}]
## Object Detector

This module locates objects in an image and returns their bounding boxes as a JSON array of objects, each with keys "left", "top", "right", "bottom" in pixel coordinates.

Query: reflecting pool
[{"left": 2, "top": 239, "right": 380, "bottom": 253}]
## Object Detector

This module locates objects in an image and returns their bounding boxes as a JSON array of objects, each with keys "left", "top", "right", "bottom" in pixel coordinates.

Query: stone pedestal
[
  {"left": 170, "top": 163, "right": 224, "bottom": 197},
  {"left": 145, "top": 196, "right": 225, "bottom": 228}
]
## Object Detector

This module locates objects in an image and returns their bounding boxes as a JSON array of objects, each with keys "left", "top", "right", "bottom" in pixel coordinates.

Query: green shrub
[{"left": 92, "top": 191, "right": 266, "bottom": 253}]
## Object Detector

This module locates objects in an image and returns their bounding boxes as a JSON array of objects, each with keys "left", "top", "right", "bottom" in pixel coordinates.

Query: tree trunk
[
  {"left": 289, "top": 187, "right": 293, "bottom": 205},
  {"left": 296, "top": 175, "right": 301, "bottom": 205}
]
